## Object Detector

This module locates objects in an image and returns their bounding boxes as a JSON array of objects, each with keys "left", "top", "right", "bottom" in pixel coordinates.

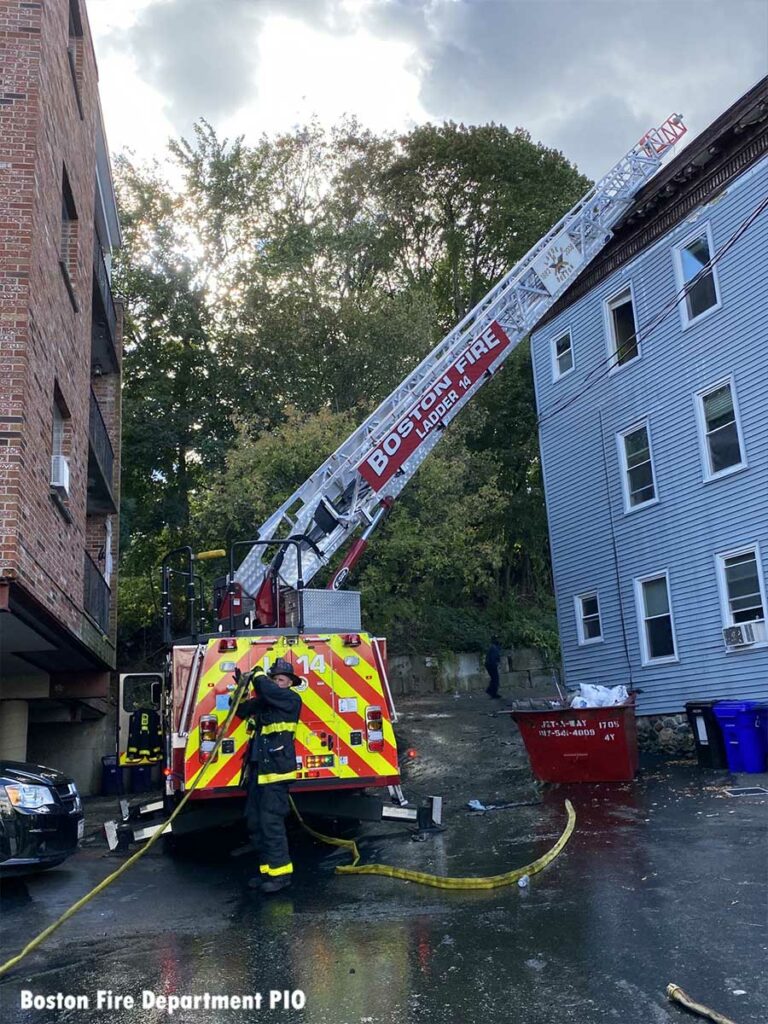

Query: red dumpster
[{"left": 512, "top": 700, "right": 639, "bottom": 783}]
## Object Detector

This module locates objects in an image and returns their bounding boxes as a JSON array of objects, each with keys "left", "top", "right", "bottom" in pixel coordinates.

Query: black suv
[{"left": 0, "top": 761, "right": 84, "bottom": 875}]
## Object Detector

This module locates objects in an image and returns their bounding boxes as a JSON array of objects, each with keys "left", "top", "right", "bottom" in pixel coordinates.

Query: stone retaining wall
[
  {"left": 636, "top": 713, "right": 695, "bottom": 756},
  {"left": 387, "top": 648, "right": 557, "bottom": 698}
]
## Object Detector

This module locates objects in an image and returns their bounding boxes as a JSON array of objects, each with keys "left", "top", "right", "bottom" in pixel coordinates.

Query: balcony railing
[
  {"left": 84, "top": 551, "right": 111, "bottom": 634},
  {"left": 87, "top": 389, "right": 116, "bottom": 513},
  {"left": 91, "top": 230, "right": 118, "bottom": 373}
]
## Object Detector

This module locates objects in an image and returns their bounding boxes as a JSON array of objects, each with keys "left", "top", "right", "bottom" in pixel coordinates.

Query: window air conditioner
[
  {"left": 723, "top": 621, "right": 766, "bottom": 648},
  {"left": 50, "top": 455, "right": 70, "bottom": 498}
]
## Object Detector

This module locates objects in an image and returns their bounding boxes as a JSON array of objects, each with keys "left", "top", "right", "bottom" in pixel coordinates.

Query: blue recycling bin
[
  {"left": 130, "top": 764, "right": 153, "bottom": 793},
  {"left": 101, "top": 754, "right": 122, "bottom": 796},
  {"left": 712, "top": 701, "right": 768, "bottom": 773}
]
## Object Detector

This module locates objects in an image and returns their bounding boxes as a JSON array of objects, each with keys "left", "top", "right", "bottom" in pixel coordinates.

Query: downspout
[{"left": 598, "top": 409, "right": 634, "bottom": 686}]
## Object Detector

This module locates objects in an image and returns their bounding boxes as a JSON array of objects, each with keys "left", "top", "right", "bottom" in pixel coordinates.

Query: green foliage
[
  {"left": 116, "top": 119, "right": 589, "bottom": 664},
  {"left": 190, "top": 407, "right": 359, "bottom": 549}
]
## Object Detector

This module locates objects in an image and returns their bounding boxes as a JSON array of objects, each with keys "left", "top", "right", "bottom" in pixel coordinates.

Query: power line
[{"left": 537, "top": 189, "right": 768, "bottom": 428}]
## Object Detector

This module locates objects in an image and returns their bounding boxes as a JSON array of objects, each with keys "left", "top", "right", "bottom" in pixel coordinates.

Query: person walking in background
[{"left": 485, "top": 636, "right": 502, "bottom": 699}]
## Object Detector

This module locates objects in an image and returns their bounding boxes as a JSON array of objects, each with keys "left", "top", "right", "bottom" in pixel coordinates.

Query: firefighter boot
[{"left": 261, "top": 876, "right": 292, "bottom": 894}]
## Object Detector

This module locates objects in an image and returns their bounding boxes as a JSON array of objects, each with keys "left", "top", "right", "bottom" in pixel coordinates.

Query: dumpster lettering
[
  {"left": 537, "top": 718, "right": 622, "bottom": 740},
  {"left": 539, "top": 728, "right": 596, "bottom": 738}
]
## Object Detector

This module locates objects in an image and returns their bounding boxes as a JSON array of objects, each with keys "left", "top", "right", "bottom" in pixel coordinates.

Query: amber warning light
[{"left": 198, "top": 715, "right": 219, "bottom": 763}]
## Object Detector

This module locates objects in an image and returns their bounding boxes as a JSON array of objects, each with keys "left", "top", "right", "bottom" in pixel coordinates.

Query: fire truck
[{"left": 111, "top": 114, "right": 687, "bottom": 847}]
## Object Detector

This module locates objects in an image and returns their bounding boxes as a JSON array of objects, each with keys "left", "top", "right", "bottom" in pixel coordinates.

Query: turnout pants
[{"left": 245, "top": 772, "right": 293, "bottom": 878}]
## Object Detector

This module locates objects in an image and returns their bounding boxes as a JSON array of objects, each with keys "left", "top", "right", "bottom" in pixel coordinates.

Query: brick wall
[{"left": 0, "top": 0, "right": 121, "bottom": 658}]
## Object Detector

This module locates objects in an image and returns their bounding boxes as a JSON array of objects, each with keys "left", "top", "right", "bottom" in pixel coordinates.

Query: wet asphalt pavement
[{"left": 1, "top": 693, "right": 767, "bottom": 1024}]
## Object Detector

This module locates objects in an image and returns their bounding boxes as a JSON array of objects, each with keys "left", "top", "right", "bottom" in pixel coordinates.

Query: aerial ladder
[
  {"left": 234, "top": 115, "right": 687, "bottom": 626},
  {"left": 116, "top": 114, "right": 687, "bottom": 846}
]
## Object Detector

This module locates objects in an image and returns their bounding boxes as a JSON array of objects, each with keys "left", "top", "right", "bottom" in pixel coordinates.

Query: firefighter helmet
[{"left": 268, "top": 658, "right": 303, "bottom": 687}]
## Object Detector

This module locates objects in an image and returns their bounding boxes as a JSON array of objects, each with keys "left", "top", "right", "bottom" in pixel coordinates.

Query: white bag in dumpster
[{"left": 570, "top": 683, "right": 629, "bottom": 708}]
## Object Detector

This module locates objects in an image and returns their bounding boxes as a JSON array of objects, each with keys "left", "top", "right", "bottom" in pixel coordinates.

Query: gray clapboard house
[{"left": 530, "top": 77, "right": 768, "bottom": 719}]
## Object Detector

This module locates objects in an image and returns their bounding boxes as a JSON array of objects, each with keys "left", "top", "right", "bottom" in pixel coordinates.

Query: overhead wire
[{"left": 537, "top": 190, "right": 768, "bottom": 428}]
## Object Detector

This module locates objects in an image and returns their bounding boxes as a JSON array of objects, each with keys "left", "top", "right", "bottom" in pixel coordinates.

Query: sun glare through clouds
[{"left": 248, "top": 16, "right": 426, "bottom": 137}]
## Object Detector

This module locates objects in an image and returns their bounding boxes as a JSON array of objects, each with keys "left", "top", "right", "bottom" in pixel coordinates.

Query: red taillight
[
  {"left": 171, "top": 747, "right": 184, "bottom": 787},
  {"left": 199, "top": 715, "right": 219, "bottom": 763},
  {"left": 342, "top": 633, "right": 361, "bottom": 647},
  {"left": 219, "top": 637, "right": 237, "bottom": 652},
  {"left": 406, "top": 747, "right": 418, "bottom": 759},
  {"left": 365, "top": 705, "right": 384, "bottom": 752}
]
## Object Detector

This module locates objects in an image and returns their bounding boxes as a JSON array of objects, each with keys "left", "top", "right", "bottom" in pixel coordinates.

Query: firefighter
[{"left": 232, "top": 659, "right": 302, "bottom": 893}]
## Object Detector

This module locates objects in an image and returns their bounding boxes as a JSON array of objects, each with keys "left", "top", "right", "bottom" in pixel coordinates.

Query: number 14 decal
[
  {"left": 297, "top": 654, "right": 326, "bottom": 674},
  {"left": 261, "top": 653, "right": 325, "bottom": 674}
]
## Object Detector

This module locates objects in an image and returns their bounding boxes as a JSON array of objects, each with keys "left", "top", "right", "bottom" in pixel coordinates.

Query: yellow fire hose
[
  {"left": 0, "top": 667, "right": 574, "bottom": 976},
  {"left": 0, "top": 669, "right": 251, "bottom": 979},
  {"left": 290, "top": 796, "right": 576, "bottom": 890},
  {"left": 667, "top": 984, "right": 739, "bottom": 1024}
]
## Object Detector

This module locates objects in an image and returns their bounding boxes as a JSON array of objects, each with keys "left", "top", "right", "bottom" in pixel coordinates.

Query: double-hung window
[
  {"left": 674, "top": 224, "right": 721, "bottom": 326},
  {"left": 50, "top": 390, "right": 71, "bottom": 502},
  {"left": 60, "top": 167, "right": 78, "bottom": 306},
  {"left": 618, "top": 420, "right": 657, "bottom": 512},
  {"left": 635, "top": 572, "right": 678, "bottom": 664},
  {"left": 552, "top": 331, "right": 574, "bottom": 380},
  {"left": 575, "top": 593, "right": 602, "bottom": 644},
  {"left": 606, "top": 287, "right": 639, "bottom": 367},
  {"left": 716, "top": 547, "right": 766, "bottom": 627},
  {"left": 67, "top": 0, "right": 84, "bottom": 118},
  {"left": 695, "top": 378, "right": 746, "bottom": 480}
]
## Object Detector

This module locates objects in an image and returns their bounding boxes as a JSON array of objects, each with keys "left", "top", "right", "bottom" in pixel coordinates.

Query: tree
[{"left": 115, "top": 119, "right": 590, "bottom": 666}]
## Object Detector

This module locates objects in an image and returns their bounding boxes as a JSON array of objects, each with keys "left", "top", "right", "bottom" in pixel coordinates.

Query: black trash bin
[{"left": 686, "top": 700, "right": 728, "bottom": 769}]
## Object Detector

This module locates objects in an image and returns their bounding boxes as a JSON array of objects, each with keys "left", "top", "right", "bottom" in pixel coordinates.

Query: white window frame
[
  {"left": 715, "top": 544, "right": 767, "bottom": 643},
  {"left": 693, "top": 375, "right": 747, "bottom": 483},
  {"left": 574, "top": 591, "right": 603, "bottom": 646},
  {"left": 634, "top": 570, "right": 679, "bottom": 666},
  {"left": 604, "top": 282, "right": 640, "bottom": 371},
  {"left": 551, "top": 328, "right": 574, "bottom": 382},
  {"left": 616, "top": 418, "right": 659, "bottom": 514},
  {"left": 672, "top": 222, "right": 722, "bottom": 330}
]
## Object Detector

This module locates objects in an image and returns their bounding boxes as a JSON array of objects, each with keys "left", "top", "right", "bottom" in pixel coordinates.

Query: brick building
[{"left": 0, "top": 0, "right": 122, "bottom": 792}]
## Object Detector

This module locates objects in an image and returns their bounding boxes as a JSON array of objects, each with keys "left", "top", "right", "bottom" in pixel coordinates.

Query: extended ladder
[{"left": 237, "top": 115, "right": 687, "bottom": 598}]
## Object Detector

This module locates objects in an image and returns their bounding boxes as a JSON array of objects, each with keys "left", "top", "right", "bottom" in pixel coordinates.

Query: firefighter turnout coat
[{"left": 234, "top": 674, "right": 301, "bottom": 784}]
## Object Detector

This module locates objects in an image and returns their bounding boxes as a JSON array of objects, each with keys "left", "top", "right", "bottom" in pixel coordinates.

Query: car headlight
[{"left": 3, "top": 783, "right": 55, "bottom": 811}]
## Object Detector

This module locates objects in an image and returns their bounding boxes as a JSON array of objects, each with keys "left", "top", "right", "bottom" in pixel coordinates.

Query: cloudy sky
[{"left": 88, "top": 0, "right": 768, "bottom": 178}]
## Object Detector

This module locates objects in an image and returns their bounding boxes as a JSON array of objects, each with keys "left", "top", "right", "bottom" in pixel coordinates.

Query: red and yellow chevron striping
[{"left": 181, "top": 634, "right": 400, "bottom": 795}]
